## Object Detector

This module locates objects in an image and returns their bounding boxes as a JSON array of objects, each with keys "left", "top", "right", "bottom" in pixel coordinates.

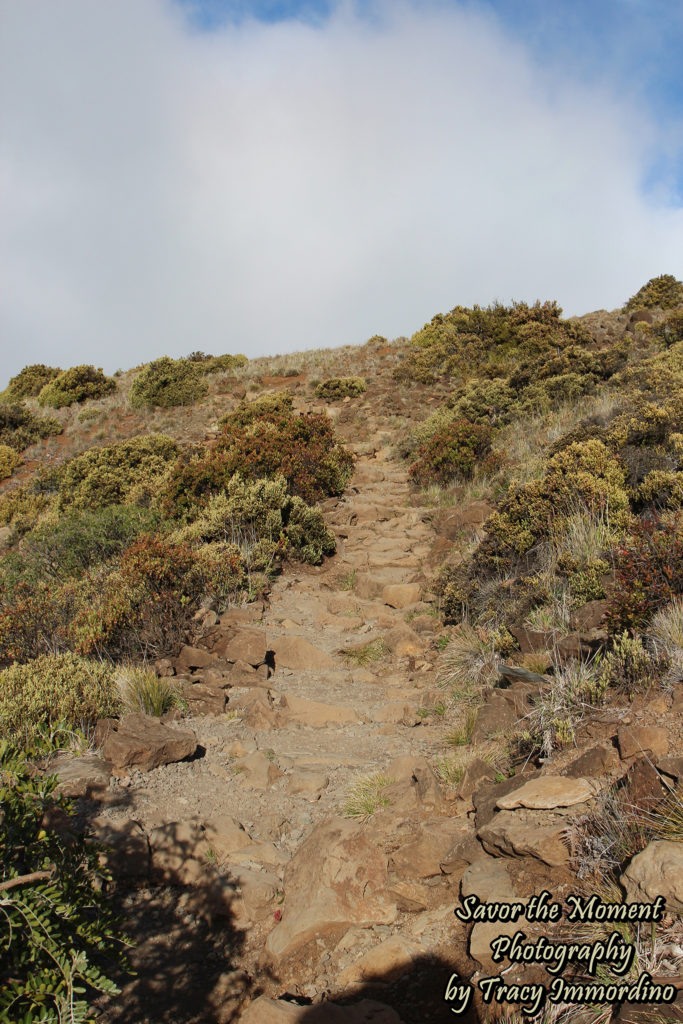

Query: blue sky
[{"left": 1, "top": 0, "right": 682, "bottom": 381}]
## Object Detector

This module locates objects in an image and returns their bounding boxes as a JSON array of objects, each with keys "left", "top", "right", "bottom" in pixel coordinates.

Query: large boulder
[
  {"left": 265, "top": 818, "right": 396, "bottom": 961},
  {"left": 101, "top": 713, "right": 197, "bottom": 772},
  {"left": 272, "top": 636, "right": 336, "bottom": 671},
  {"left": 621, "top": 841, "right": 683, "bottom": 914}
]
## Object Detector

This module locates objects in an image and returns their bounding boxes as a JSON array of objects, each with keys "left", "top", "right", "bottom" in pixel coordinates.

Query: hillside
[{"left": 1, "top": 275, "right": 683, "bottom": 1024}]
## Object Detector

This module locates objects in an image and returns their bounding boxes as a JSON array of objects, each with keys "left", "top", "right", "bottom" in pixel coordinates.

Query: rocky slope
[{"left": 43, "top": 387, "right": 683, "bottom": 1024}]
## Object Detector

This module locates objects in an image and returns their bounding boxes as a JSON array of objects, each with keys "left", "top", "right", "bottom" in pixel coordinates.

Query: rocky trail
[{"left": 50, "top": 406, "right": 683, "bottom": 1024}]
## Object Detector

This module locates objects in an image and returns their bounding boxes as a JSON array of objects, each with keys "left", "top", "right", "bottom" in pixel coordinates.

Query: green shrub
[
  {"left": 202, "top": 353, "right": 248, "bottom": 374},
  {"left": 653, "top": 309, "right": 683, "bottom": 347},
  {"left": 218, "top": 391, "right": 294, "bottom": 429},
  {"left": 37, "top": 365, "right": 116, "bottom": 408},
  {"left": 0, "top": 403, "right": 62, "bottom": 452},
  {"left": 315, "top": 377, "right": 367, "bottom": 400},
  {"left": 0, "top": 738, "right": 127, "bottom": 1023},
  {"left": 409, "top": 418, "right": 494, "bottom": 487},
  {"left": 0, "top": 482, "right": 57, "bottom": 538},
  {"left": 598, "top": 632, "right": 661, "bottom": 697},
  {"left": 58, "top": 434, "right": 179, "bottom": 511},
  {"left": 177, "top": 474, "right": 335, "bottom": 565},
  {"left": 129, "top": 356, "right": 208, "bottom": 409},
  {"left": 0, "top": 504, "right": 161, "bottom": 594},
  {"left": 0, "top": 653, "right": 118, "bottom": 742},
  {"left": 3, "top": 363, "right": 61, "bottom": 399},
  {"left": 624, "top": 274, "right": 683, "bottom": 312},
  {"left": 447, "top": 377, "right": 519, "bottom": 424},
  {"left": 0, "top": 444, "right": 19, "bottom": 480},
  {"left": 394, "top": 300, "right": 595, "bottom": 385},
  {"left": 486, "top": 440, "right": 629, "bottom": 557}
]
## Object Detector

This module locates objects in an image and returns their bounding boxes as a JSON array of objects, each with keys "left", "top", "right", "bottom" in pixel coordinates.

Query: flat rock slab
[
  {"left": 338, "top": 936, "right": 426, "bottom": 986},
  {"left": 265, "top": 817, "right": 396, "bottom": 961},
  {"left": 381, "top": 583, "right": 421, "bottom": 609},
  {"left": 232, "top": 751, "right": 283, "bottom": 789},
  {"left": 102, "top": 713, "right": 197, "bottom": 772},
  {"left": 497, "top": 775, "right": 599, "bottom": 810},
  {"left": 52, "top": 753, "right": 112, "bottom": 799},
  {"left": 280, "top": 693, "right": 360, "bottom": 727},
  {"left": 617, "top": 725, "right": 670, "bottom": 759},
  {"left": 478, "top": 810, "right": 570, "bottom": 867},
  {"left": 272, "top": 636, "right": 336, "bottom": 671},
  {"left": 460, "top": 858, "right": 515, "bottom": 900}
]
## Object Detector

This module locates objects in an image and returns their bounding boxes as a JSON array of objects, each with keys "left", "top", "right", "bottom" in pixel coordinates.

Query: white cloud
[{"left": 1, "top": 0, "right": 682, "bottom": 382}]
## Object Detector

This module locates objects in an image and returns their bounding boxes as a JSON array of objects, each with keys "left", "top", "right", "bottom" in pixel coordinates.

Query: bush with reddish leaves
[
  {"left": 164, "top": 408, "right": 353, "bottom": 513},
  {"left": 409, "top": 418, "right": 494, "bottom": 487},
  {"left": 0, "top": 534, "right": 250, "bottom": 664},
  {"left": 606, "top": 513, "right": 683, "bottom": 633}
]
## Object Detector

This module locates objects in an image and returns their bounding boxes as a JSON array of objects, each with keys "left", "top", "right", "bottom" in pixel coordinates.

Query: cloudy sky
[{"left": 1, "top": 0, "right": 682, "bottom": 383}]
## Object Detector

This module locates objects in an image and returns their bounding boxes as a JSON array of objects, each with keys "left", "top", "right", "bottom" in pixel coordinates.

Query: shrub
[
  {"left": 606, "top": 513, "right": 683, "bottom": 632},
  {"left": 0, "top": 482, "right": 56, "bottom": 538},
  {"left": 0, "top": 403, "right": 62, "bottom": 452},
  {"left": 486, "top": 440, "right": 629, "bottom": 557},
  {"left": 67, "top": 534, "right": 249, "bottom": 660},
  {"left": 447, "top": 377, "right": 519, "bottom": 424},
  {"left": 3, "top": 363, "right": 61, "bottom": 399},
  {"left": 0, "top": 444, "right": 19, "bottom": 480},
  {"left": 0, "top": 738, "right": 127, "bottom": 1023},
  {"left": 409, "top": 418, "right": 494, "bottom": 487},
  {"left": 635, "top": 469, "right": 683, "bottom": 511},
  {"left": 624, "top": 274, "right": 683, "bottom": 312},
  {"left": 653, "top": 308, "right": 683, "bottom": 347},
  {"left": 58, "top": 434, "right": 179, "bottom": 511},
  {"left": 201, "top": 353, "right": 247, "bottom": 374},
  {"left": 167, "top": 410, "right": 353, "bottom": 510},
  {"left": 177, "top": 474, "right": 335, "bottom": 564},
  {"left": 315, "top": 377, "right": 367, "bottom": 400},
  {"left": 217, "top": 391, "right": 294, "bottom": 429},
  {"left": 129, "top": 356, "right": 208, "bottom": 409},
  {"left": 0, "top": 504, "right": 161, "bottom": 593},
  {"left": 0, "top": 653, "right": 118, "bottom": 742},
  {"left": 394, "top": 300, "right": 595, "bottom": 385},
  {"left": 598, "top": 631, "right": 661, "bottom": 697},
  {"left": 37, "top": 365, "right": 116, "bottom": 408}
]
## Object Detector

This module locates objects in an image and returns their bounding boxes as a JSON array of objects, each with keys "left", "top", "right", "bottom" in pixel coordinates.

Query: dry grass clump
[
  {"left": 438, "top": 623, "right": 502, "bottom": 694},
  {"left": 116, "top": 665, "right": 181, "bottom": 717},
  {"left": 340, "top": 638, "right": 387, "bottom": 666},
  {"left": 343, "top": 772, "right": 393, "bottom": 820},
  {"left": 646, "top": 597, "right": 683, "bottom": 679},
  {"left": 520, "top": 654, "right": 608, "bottom": 760}
]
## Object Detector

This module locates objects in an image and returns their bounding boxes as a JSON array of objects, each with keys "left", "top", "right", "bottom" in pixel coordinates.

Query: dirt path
[{"left": 93, "top": 418, "right": 470, "bottom": 1023}]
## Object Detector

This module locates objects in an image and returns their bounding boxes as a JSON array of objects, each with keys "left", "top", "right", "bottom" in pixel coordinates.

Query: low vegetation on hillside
[
  {"left": 397, "top": 275, "right": 683, "bottom": 757},
  {"left": 2, "top": 277, "right": 683, "bottom": 1021},
  {"left": 0, "top": 389, "right": 345, "bottom": 672}
]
